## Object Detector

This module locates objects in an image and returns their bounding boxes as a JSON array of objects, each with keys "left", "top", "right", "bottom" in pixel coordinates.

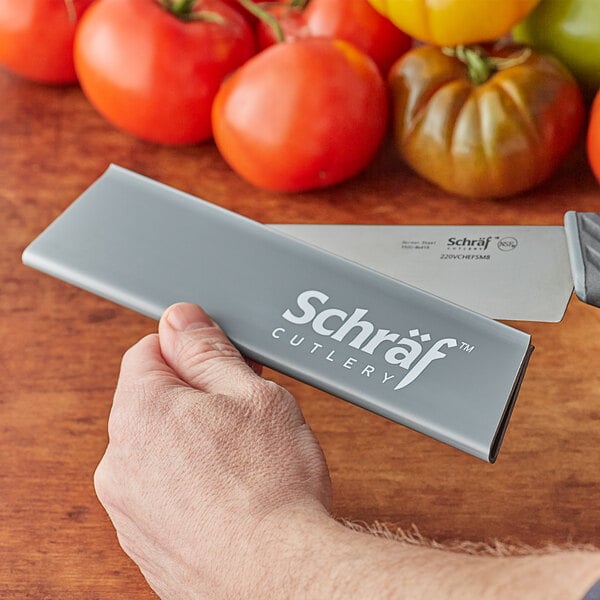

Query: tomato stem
[
  {"left": 172, "top": 0, "right": 196, "bottom": 12},
  {"left": 63, "top": 0, "right": 76, "bottom": 22},
  {"left": 157, "top": 0, "right": 225, "bottom": 22},
  {"left": 187, "top": 10, "right": 226, "bottom": 23},
  {"left": 490, "top": 47, "right": 532, "bottom": 70},
  {"left": 236, "top": 0, "right": 285, "bottom": 42},
  {"left": 443, "top": 45, "right": 532, "bottom": 86},
  {"left": 443, "top": 46, "right": 492, "bottom": 85}
]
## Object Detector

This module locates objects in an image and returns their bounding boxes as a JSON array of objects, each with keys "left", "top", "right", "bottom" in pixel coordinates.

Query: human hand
[
  {"left": 94, "top": 302, "right": 332, "bottom": 599},
  {"left": 94, "top": 303, "right": 600, "bottom": 600}
]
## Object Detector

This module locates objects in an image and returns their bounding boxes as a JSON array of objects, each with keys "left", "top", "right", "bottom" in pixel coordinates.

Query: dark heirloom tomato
[
  {"left": 0, "top": 0, "right": 94, "bottom": 83},
  {"left": 212, "top": 38, "right": 388, "bottom": 192},
  {"left": 74, "top": 0, "right": 255, "bottom": 144},
  {"left": 388, "top": 45, "right": 585, "bottom": 199}
]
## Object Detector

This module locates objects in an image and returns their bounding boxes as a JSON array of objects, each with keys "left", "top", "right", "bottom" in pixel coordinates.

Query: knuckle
[
  {"left": 120, "top": 333, "right": 158, "bottom": 369},
  {"left": 250, "top": 379, "right": 298, "bottom": 417},
  {"left": 111, "top": 369, "right": 167, "bottom": 424},
  {"left": 176, "top": 328, "right": 241, "bottom": 369},
  {"left": 93, "top": 457, "right": 116, "bottom": 508},
  {"left": 120, "top": 342, "right": 138, "bottom": 368}
]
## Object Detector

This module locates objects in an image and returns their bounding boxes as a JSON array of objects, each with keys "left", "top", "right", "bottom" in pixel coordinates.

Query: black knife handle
[{"left": 564, "top": 212, "right": 600, "bottom": 308}]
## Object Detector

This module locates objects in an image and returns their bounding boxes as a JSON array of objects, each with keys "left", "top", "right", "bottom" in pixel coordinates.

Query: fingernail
[{"left": 165, "top": 303, "right": 212, "bottom": 331}]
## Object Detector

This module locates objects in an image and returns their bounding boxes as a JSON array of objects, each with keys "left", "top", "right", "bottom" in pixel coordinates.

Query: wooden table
[{"left": 2, "top": 67, "right": 600, "bottom": 598}]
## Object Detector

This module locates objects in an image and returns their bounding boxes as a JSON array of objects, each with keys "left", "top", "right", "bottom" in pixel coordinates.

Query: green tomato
[{"left": 513, "top": 0, "right": 600, "bottom": 93}]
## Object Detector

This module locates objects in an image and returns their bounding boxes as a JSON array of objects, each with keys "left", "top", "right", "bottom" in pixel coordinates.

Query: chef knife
[{"left": 271, "top": 214, "right": 600, "bottom": 323}]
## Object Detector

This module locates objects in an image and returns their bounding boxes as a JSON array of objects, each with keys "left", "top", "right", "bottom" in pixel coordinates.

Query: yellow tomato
[{"left": 367, "top": 0, "right": 541, "bottom": 46}]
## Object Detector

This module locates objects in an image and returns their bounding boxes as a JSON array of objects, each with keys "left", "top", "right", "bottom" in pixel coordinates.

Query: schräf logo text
[{"left": 272, "top": 290, "right": 462, "bottom": 391}]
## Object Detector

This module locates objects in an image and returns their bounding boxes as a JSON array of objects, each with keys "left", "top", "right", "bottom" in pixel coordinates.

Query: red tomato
[
  {"left": 587, "top": 91, "right": 600, "bottom": 184},
  {"left": 74, "top": 0, "right": 255, "bottom": 144},
  {"left": 303, "top": 0, "right": 412, "bottom": 75},
  {"left": 219, "top": 0, "right": 260, "bottom": 24},
  {"left": 257, "top": 0, "right": 411, "bottom": 75},
  {"left": 212, "top": 38, "right": 388, "bottom": 192},
  {"left": 256, "top": 3, "right": 310, "bottom": 49},
  {"left": 0, "top": 0, "right": 94, "bottom": 83}
]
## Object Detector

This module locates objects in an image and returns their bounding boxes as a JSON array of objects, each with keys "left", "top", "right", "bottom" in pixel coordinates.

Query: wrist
[
  {"left": 240, "top": 502, "right": 422, "bottom": 599},
  {"left": 238, "top": 501, "right": 342, "bottom": 598}
]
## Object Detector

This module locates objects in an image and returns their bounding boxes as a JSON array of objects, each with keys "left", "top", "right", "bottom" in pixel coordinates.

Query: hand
[
  {"left": 94, "top": 302, "right": 331, "bottom": 599},
  {"left": 94, "top": 303, "right": 600, "bottom": 600}
]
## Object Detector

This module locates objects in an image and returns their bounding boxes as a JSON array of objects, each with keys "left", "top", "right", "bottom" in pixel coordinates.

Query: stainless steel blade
[{"left": 270, "top": 224, "right": 574, "bottom": 322}]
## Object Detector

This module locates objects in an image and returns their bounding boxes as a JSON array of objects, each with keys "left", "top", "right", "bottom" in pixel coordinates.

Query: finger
[
  {"left": 119, "top": 334, "right": 171, "bottom": 382},
  {"left": 111, "top": 333, "right": 185, "bottom": 416},
  {"left": 158, "top": 303, "right": 264, "bottom": 397}
]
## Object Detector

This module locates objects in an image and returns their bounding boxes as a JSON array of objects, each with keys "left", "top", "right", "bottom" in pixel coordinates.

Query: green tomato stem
[
  {"left": 187, "top": 10, "right": 226, "bottom": 23},
  {"left": 172, "top": 0, "right": 197, "bottom": 13},
  {"left": 443, "top": 45, "right": 532, "bottom": 86},
  {"left": 443, "top": 45, "right": 492, "bottom": 85},
  {"left": 236, "top": 0, "right": 285, "bottom": 42},
  {"left": 63, "top": 0, "right": 76, "bottom": 22},
  {"left": 157, "top": 0, "right": 225, "bottom": 23}
]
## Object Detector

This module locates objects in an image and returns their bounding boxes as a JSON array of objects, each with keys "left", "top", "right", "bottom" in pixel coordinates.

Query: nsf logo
[{"left": 497, "top": 237, "right": 518, "bottom": 251}]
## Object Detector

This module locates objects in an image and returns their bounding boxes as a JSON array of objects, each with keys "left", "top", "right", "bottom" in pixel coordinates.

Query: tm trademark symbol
[{"left": 459, "top": 342, "right": 475, "bottom": 353}]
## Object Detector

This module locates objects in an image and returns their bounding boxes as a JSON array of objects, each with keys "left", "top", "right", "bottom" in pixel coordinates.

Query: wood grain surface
[{"left": 2, "top": 68, "right": 600, "bottom": 598}]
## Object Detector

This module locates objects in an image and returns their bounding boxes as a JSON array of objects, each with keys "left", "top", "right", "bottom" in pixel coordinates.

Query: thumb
[{"left": 158, "top": 303, "right": 262, "bottom": 396}]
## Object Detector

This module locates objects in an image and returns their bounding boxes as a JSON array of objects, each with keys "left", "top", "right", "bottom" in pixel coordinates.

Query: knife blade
[{"left": 271, "top": 213, "right": 600, "bottom": 323}]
